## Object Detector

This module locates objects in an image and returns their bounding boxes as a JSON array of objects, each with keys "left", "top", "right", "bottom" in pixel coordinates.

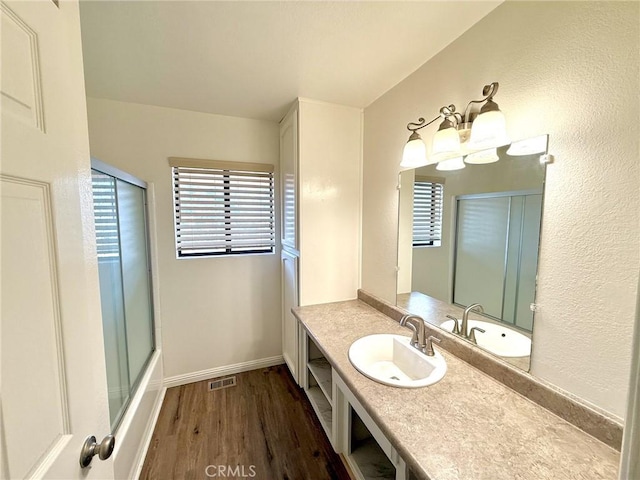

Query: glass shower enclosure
[
  {"left": 91, "top": 159, "right": 155, "bottom": 430},
  {"left": 453, "top": 191, "right": 542, "bottom": 332}
]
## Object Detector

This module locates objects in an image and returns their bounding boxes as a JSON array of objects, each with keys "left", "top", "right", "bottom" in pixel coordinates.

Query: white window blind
[
  {"left": 91, "top": 171, "right": 120, "bottom": 259},
  {"left": 413, "top": 180, "right": 443, "bottom": 247},
  {"left": 170, "top": 158, "right": 275, "bottom": 258}
]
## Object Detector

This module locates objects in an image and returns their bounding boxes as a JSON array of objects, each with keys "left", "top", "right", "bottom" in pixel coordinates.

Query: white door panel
[
  {"left": 1, "top": 1, "right": 113, "bottom": 478},
  {"left": 0, "top": 2, "right": 45, "bottom": 132},
  {"left": 1, "top": 178, "right": 69, "bottom": 478}
]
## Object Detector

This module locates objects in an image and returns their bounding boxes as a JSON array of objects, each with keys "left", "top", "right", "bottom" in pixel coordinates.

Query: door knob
[{"left": 79, "top": 434, "right": 115, "bottom": 468}]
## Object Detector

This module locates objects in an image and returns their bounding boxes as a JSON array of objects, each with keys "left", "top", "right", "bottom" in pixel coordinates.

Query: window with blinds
[
  {"left": 91, "top": 171, "right": 120, "bottom": 259},
  {"left": 170, "top": 158, "right": 275, "bottom": 258},
  {"left": 413, "top": 180, "right": 443, "bottom": 247}
]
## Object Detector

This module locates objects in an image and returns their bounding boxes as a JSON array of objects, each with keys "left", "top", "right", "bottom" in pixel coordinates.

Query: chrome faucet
[
  {"left": 469, "top": 326, "right": 486, "bottom": 344},
  {"left": 400, "top": 314, "right": 426, "bottom": 350},
  {"left": 445, "top": 314, "right": 460, "bottom": 335},
  {"left": 424, "top": 335, "right": 441, "bottom": 357},
  {"left": 400, "top": 314, "right": 442, "bottom": 356},
  {"left": 461, "top": 303, "right": 484, "bottom": 339}
]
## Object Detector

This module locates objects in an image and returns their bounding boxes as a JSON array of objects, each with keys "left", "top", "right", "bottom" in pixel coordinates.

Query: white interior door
[{"left": 1, "top": 1, "right": 114, "bottom": 478}]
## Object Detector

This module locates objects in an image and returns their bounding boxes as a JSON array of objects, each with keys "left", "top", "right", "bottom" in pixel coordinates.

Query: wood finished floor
[{"left": 140, "top": 365, "right": 351, "bottom": 480}]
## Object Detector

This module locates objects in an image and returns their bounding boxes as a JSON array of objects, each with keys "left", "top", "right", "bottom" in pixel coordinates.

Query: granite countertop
[{"left": 292, "top": 300, "right": 620, "bottom": 480}]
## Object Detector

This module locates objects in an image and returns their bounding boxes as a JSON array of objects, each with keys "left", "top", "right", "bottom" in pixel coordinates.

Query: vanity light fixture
[{"left": 401, "top": 82, "right": 510, "bottom": 170}]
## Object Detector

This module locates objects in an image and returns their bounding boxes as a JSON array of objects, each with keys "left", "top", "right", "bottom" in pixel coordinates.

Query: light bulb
[
  {"left": 465, "top": 148, "right": 499, "bottom": 164},
  {"left": 401, "top": 132, "right": 427, "bottom": 168},
  {"left": 468, "top": 110, "right": 510, "bottom": 150},
  {"left": 436, "top": 157, "right": 465, "bottom": 171},
  {"left": 506, "top": 135, "right": 548, "bottom": 156},
  {"left": 431, "top": 125, "right": 461, "bottom": 162}
]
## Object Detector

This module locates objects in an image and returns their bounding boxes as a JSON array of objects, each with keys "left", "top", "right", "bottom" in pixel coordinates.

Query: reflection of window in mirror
[{"left": 412, "top": 177, "right": 444, "bottom": 248}]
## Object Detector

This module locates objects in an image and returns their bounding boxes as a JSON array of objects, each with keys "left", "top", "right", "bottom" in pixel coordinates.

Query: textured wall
[
  {"left": 86, "top": 99, "right": 282, "bottom": 379},
  {"left": 362, "top": 2, "right": 639, "bottom": 419}
]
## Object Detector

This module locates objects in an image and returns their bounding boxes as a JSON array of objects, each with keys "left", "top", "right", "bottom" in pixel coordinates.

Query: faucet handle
[
  {"left": 469, "top": 327, "right": 486, "bottom": 344},
  {"left": 424, "top": 336, "right": 441, "bottom": 356},
  {"left": 445, "top": 315, "right": 460, "bottom": 335}
]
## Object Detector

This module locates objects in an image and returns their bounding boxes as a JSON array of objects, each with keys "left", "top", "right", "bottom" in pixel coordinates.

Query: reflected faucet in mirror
[
  {"left": 469, "top": 326, "right": 486, "bottom": 345},
  {"left": 460, "top": 303, "right": 484, "bottom": 339},
  {"left": 448, "top": 303, "right": 486, "bottom": 344}
]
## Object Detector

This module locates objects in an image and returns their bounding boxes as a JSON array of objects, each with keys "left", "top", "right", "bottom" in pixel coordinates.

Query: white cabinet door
[
  {"left": 1, "top": 1, "right": 113, "bottom": 478},
  {"left": 280, "top": 106, "right": 298, "bottom": 252},
  {"left": 281, "top": 250, "right": 299, "bottom": 382}
]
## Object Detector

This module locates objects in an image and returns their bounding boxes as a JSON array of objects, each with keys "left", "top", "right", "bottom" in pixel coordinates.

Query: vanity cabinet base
[{"left": 301, "top": 328, "right": 408, "bottom": 480}]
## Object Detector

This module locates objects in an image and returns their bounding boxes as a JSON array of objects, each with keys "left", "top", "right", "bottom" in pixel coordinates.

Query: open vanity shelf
[
  {"left": 303, "top": 332, "right": 334, "bottom": 440},
  {"left": 308, "top": 356, "right": 332, "bottom": 406},
  {"left": 300, "top": 328, "right": 409, "bottom": 480},
  {"left": 349, "top": 408, "right": 396, "bottom": 480}
]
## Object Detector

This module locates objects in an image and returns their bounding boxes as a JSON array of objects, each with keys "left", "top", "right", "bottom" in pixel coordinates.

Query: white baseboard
[
  {"left": 132, "top": 386, "right": 166, "bottom": 480},
  {"left": 163, "top": 355, "right": 285, "bottom": 389}
]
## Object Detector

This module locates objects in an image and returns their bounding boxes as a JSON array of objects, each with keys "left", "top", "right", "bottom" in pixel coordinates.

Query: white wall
[
  {"left": 397, "top": 169, "right": 414, "bottom": 294},
  {"left": 86, "top": 98, "right": 282, "bottom": 380},
  {"left": 362, "top": 2, "right": 639, "bottom": 419}
]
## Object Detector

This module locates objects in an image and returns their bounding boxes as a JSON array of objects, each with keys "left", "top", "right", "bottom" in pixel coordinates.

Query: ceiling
[{"left": 79, "top": 1, "right": 501, "bottom": 122}]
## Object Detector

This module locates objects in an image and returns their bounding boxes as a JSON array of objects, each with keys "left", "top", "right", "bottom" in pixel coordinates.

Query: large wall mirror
[{"left": 396, "top": 135, "right": 548, "bottom": 371}]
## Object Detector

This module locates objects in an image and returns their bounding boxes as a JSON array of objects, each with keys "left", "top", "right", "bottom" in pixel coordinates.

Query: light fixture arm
[
  {"left": 462, "top": 82, "right": 500, "bottom": 123},
  {"left": 406, "top": 114, "right": 441, "bottom": 133},
  {"left": 439, "top": 105, "right": 463, "bottom": 127}
]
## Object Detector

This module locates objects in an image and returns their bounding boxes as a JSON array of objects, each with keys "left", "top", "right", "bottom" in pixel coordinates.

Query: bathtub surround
[
  {"left": 358, "top": 289, "right": 623, "bottom": 451},
  {"left": 362, "top": 1, "right": 640, "bottom": 419}
]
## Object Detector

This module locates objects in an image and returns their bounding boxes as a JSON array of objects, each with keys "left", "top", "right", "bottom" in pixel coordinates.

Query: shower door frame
[
  {"left": 91, "top": 157, "right": 157, "bottom": 431},
  {"left": 451, "top": 188, "right": 543, "bottom": 333}
]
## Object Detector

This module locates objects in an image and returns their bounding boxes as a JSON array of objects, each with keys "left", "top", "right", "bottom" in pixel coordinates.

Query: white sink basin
[
  {"left": 441, "top": 319, "right": 531, "bottom": 357},
  {"left": 348, "top": 334, "right": 447, "bottom": 388}
]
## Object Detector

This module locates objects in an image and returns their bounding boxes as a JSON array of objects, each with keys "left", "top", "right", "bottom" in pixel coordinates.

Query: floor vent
[{"left": 208, "top": 376, "right": 237, "bottom": 391}]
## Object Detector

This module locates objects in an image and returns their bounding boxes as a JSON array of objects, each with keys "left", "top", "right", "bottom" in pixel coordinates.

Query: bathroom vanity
[
  {"left": 292, "top": 299, "right": 620, "bottom": 480},
  {"left": 299, "top": 324, "right": 409, "bottom": 480}
]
